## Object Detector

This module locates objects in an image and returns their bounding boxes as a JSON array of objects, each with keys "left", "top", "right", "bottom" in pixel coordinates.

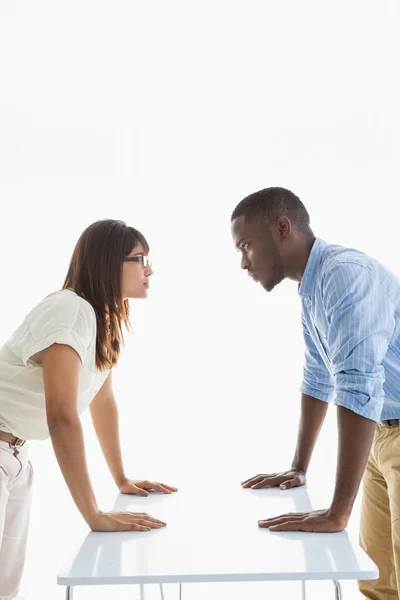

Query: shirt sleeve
[
  {"left": 322, "top": 261, "right": 395, "bottom": 422},
  {"left": 17, "top": 292, "right": 96, "bottom": 367},
  {"left": 300, "top": 314, "right": 335, "bottom": 402}
]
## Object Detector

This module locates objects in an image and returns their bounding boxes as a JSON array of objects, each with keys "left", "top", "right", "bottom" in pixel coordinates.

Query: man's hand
[
  {"left": 241, "top": 469, "right": 306, "bottom": 490},
  {"left": 119, "top": 478, "right": 178, "bottom": 496},
  {"left": 258, "top": 508, "right": 347, "bottom": 532},
  {"left": 89, "top": 510, "right": 166, "bottom": 532}
]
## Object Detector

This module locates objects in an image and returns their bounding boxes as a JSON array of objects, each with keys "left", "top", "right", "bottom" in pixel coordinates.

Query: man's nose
[{"left": 241, "top": 255, "right": 250, "bottom": 270}]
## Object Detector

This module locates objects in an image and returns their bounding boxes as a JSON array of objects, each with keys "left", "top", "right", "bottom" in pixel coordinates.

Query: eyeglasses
[{"left": 123, "top": 255, "right": 152, "bottom": 268}]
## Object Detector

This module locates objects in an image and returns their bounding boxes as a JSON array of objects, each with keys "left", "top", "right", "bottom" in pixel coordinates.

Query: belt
[
  {"left": 0, "top": 430, "right": 26, "bottom": 447},
  {"left": 380, "top": 419, "right": 400, "bottom": 428}
]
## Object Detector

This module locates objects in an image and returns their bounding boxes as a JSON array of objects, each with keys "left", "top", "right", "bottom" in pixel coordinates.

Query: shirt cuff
[
  {"left": 334, "top": 393, "right": 383, "bottom": 422},
  {"left": 300, "top": 383, "right": 335, "bottom": 403},
  {"left": 22, "top": 327, "right": 87, "bottom": 367}
]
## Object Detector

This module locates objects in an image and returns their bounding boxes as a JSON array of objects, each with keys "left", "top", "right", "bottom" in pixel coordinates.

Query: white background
[{"left": 0, "top": 1, "right": 399, "bottom": 598}]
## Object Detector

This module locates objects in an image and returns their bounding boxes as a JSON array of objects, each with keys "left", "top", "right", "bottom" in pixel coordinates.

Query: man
[{"left": 231, "top": 187, "right": 400, "bottom": 599}]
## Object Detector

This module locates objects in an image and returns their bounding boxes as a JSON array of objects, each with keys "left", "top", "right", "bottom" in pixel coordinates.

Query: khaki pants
[
  {"left": 0, "top": 441, "right": 33, "bottom": 600},
  {"left": 359, "top": 423, "right": 400, "bottom": 599}
]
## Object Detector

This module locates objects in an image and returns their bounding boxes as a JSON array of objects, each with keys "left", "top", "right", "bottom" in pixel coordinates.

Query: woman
[{"left": 0, "top": 219, "right": 177, "bottom": 598}]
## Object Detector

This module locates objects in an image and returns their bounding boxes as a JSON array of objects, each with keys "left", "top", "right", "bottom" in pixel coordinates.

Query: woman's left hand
[{"left": 119, "top": 478, "right": 178, "bottom": 496}]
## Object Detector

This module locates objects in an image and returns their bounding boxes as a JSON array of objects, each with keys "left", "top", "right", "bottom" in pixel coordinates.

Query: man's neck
[{"left": 286, "top": 234, "right": 316, "bottom": 283}]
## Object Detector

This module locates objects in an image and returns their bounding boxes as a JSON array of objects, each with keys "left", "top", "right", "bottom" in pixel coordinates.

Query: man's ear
[{"left": 277, "top": 216, "right": 291, "bottom": 240}]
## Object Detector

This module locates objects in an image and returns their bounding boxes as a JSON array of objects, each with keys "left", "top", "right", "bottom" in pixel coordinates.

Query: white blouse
[{"left": 0, "top": 289, "right": 109, "bottom": 440}]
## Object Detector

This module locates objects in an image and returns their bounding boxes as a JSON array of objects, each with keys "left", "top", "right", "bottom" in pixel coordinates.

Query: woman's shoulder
[{"left": 28, "top": 289, "right": 96, "bottom": 328}]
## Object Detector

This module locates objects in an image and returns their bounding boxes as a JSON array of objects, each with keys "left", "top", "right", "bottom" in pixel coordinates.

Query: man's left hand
[
  {"left": 258, "top": 509, "right": 347, "bottom": 532},
  {"left": 119, "top": 478, "right": 178, "bottom": 497}
]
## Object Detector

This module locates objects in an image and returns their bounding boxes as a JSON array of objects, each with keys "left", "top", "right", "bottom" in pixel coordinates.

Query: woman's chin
[{"left": 124, "top": 288, "right": 149, "bottom": 300}]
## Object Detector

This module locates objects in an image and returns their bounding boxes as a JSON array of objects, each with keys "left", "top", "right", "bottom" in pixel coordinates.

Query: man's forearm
[
  {"left": 90, "top": 394, "right": 126, "bottom": 488},
  {"left": 292, "top": 393, "right": 329, "bottom": 473},
  {"left": 329, "top": 406, "right": 376, "bottom": 523},
  {"left": 49, "top": 417, "right": 99, "bottom": 526}
]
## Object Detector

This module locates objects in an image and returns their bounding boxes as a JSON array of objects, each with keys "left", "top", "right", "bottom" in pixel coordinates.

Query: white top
[
  {"left": 0, "top": 289, "right": 109, "bottom": 440},
  {"left": 58, "top": 483, "right": 378, "bottom": 586}
]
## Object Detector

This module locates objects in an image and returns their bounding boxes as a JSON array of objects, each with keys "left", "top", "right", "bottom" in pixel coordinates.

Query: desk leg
[
  {"left": 301, "top": 581, "right": 306, "bottom": 600},
  {"left": 65, "top": 587, "right": 74, "bottom": 600},
  {"left": 333, "top": 581, "right": 342, "bottom": 600},
  {"left": 159, "top": 583, "right": 165, "bottom": 600},
  {"left": 179, "top": 583, "right": 182, "bottom": 600},
  {"left": 140, "top": 583, "right": 145, "bottom": 600}
]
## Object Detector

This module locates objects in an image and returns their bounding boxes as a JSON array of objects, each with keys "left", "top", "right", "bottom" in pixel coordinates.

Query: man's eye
[{"left": 242, "top": 243, "right": 250, "bottom": 251}]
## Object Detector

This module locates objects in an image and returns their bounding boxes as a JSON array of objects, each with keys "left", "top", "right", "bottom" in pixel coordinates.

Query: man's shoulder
[
  {"left": 318, "top": 242, "right": 400, "bottom": 303},
  {"left": 321, "top": 243, "right": 372, "bottom": 273},
  {"left": 316, "top": 244, "right": 375, "bottom": 299}
]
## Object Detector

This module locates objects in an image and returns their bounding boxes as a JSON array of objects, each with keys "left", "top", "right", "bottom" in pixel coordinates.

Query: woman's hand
[
  {"left": 89, "top": 510, "right": 166, "bottom": 532},
  {"left": 119, "top": 478, "right": 178, "bottom": 496}
]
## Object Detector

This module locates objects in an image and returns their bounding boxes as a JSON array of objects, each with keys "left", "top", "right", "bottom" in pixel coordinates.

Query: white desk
[{"left": 58, "top": 482, "right": 378, "bottom": 599}]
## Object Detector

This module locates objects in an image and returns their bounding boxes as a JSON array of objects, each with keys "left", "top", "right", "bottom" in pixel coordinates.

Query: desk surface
[{"left": 58, "top": 483, "right": 378, "bottom": 586}]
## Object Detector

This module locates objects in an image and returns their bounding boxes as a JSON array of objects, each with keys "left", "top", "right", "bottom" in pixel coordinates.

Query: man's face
[{"left": 231, "top": 216, "right": 285, "bottom": 292}]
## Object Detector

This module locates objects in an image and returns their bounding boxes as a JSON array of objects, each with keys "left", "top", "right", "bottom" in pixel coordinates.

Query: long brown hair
[{"left": 62, "top": 219, "right": 150, "bottom": 371}]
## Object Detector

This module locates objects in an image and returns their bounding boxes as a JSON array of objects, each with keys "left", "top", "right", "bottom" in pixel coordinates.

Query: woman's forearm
[
  {"left": 49, "top": 416, "right": 99, "bottom": 526},
  {"left": 90, "top": 394, "right": 126, "bottom": 487}
]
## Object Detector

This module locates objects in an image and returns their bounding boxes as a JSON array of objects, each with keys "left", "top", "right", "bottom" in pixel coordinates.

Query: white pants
[{"left": 0, "top": 441, "right": 33, "bottom": 599}]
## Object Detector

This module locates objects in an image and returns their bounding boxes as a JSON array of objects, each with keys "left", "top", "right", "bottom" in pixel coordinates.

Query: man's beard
[{"left": 263, "top": 245, "right": 284, "bottom": 292}]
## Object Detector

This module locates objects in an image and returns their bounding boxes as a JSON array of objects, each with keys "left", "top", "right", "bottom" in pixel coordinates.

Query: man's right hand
[
  {"left": 241, "top": 469, "right": 307, "bottom": 490},
  {"left": 89, "top": 511, "right": 167, "bottom": 532}
]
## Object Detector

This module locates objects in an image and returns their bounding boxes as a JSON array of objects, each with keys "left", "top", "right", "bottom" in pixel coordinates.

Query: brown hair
[{"left": 62, "top": 219, "right": 150, "bottom": 371}]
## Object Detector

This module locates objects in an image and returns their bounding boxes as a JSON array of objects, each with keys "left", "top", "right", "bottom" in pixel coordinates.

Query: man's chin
[
  {"left": 261, "top": 280, "right": 277, "bottom": 293},
  {"left": 262, "top": 272, "right": 285, "bottom": 292}
]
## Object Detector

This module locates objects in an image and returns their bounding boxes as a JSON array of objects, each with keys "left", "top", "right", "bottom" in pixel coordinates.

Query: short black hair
[{"left": 231, "top": 187, "right": 310, "bottom": 232}]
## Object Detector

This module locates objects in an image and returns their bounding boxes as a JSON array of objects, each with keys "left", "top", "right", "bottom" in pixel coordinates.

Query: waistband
[
  {"left": 0, "top": 430, "right": 26, "bottom": 447},
  {"left": 379, "top": 419, "right": 400, "bottom": 428}
]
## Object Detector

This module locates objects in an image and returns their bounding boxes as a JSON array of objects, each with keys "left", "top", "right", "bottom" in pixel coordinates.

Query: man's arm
[
  {"left": 260, "top": 261, "right": 393, "bottom": 532},
  {"left": 243, "top": 316, "right": 333, "bottom": 491},
  {"left": 243, "top": 393, "right": 329, "bottom": 490},
  {"left": 291, "top": 313, "right": 335, "bottom": 476},
  {"left": 325, "top": 261, "right": 393, "bottom": 523},
  {"left": 329, "top": 406, "right": 376, "bottom": 523},
  {"left": 291, "top": 393, "right": 329, "bottom": 474}
]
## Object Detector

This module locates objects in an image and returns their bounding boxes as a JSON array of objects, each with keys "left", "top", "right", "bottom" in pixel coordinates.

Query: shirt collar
[{"left": 298, "top": 238, "right": 329, "bottom": 297}]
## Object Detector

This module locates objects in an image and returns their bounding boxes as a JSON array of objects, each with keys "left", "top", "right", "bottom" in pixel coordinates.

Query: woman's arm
[
  {"left": 89, "top": 372, "right": 126, "bottom": 488},
  {"left": 90, "top": 372, "right": 178, "bottom": 496},
  {"left": 42, "top": 343, "right": 99, "bottom": 525},
  {"left": 42, "top": 343, "right": 166, "bottom": 531}
]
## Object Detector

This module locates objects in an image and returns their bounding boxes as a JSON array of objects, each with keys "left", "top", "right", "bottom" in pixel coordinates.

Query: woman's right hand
[{"left": 89, "top": 511, "right": 167, "bottom": 532}]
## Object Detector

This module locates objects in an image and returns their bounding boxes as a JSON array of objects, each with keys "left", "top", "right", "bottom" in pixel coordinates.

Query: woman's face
[{"left": 121, "top": 243, "right": 153, "bottom": 299}]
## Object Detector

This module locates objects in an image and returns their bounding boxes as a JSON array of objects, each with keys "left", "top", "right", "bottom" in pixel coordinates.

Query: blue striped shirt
[{"left": 299, "top": 238, "right": 400, "bottom": 422}]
